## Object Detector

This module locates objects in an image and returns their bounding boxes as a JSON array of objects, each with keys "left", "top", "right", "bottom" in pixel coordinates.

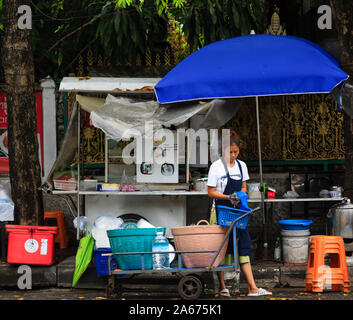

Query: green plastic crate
[{"left": 107, "top": 223, "right": 166, "bottom": 270}]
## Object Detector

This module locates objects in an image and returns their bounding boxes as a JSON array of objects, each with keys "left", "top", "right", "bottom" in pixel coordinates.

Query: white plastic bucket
[
  {"left": 281, "top": 229, "right": 310, "bottom": 265},
  {"left": 247, "top": 183, "right": 261, "bottom": 199}
]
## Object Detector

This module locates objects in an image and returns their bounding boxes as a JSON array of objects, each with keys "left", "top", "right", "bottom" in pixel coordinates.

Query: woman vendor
[{"left": 207, "top": 131, "right": 272, "bottom": 297}]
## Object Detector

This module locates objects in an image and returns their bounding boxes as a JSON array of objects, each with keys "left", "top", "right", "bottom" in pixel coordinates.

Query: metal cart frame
[{"left": 104, "top": 207, "right": 261, "bottom": 300}]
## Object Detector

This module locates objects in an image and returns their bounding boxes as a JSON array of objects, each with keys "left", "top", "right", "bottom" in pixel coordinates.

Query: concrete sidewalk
[{"left": 1, "top": 256, "right": 353, "bottom": 293}]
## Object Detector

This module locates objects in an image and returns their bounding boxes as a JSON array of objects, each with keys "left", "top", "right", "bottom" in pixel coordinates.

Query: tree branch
[
  {"left": 38, "top": 19, "right": 95, "bottom": 63},
  {"left": 63, "top": 36, "right": 98, "bottom": 72}
]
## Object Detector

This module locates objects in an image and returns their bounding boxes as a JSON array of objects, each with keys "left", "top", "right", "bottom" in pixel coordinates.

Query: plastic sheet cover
[
  {"left": 41, "top": 101, "right": 79, "bottom": 192},
  {"left": 341, "top": 82, "right": 353, "bottom": 118},
  {"left": 331, "top": 81, "right": 353, "bottom": 118},
  {"left": 0, "top": 179, "right": 14, "bottom": 221},
  {"left": 41, "top": 94, "right": 241, "bottom": 191},
  {"left": 89, "top": 94, "right": 221, "bottom": 140}
]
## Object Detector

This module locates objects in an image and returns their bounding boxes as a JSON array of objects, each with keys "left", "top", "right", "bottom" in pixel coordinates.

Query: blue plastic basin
[{"left": 278, "top": 219, "right": 312, "bottom": 231}]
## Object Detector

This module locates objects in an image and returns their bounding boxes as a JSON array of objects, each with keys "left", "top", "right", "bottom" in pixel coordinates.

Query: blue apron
[{"left": 215, "top": 158, "right": 251, "bottom": 257}]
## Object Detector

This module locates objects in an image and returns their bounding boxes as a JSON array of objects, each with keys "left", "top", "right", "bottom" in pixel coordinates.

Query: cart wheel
[
  {"left": 106, "top": 282, "right": 114, "bottom": 298},
  {"left": 106, "top": 277, "right": 121, "bottom": 299},
  {"left": 178, "top": 275, "right": 203, "bottom": 300}
]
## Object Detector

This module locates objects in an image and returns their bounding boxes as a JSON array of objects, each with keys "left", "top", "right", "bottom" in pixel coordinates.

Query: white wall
[{"left": 40, "top": 77, "right": 57, "bottom": 182}]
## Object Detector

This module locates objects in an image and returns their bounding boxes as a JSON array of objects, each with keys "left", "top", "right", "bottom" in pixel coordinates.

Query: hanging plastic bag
[
  {"left": 127, "top": 175, "right": 136, "bottom": 192},
  {"left": 120, "top": 169, "right": 136, "bottom": 192},
  {"left": 120, "top": 169, "right": 128, "bottom": 191},
  {"left": 73, "top": 216, "right": 88, "bottom": 233},
  {"left": 92, "top": 216, "right": 124, "bottom": 248},
  {"left": 209, "top": 200, "right": 217, "bottom": 225},
  {"left": 0, "top": 180, "right": 14, "bottom": 221}
]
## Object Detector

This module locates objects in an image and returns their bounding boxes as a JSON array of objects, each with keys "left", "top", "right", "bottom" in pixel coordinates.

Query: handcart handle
[
  {"left": 206, "top": 206, "right": 261, "bottom": 270},
  {"left": 216, "top": 204, "right": 249, "bottom": 213}
]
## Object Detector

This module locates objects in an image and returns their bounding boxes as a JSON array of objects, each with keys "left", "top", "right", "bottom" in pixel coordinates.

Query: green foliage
[
  {"left": 30, "top": 0, "right": 183, "bottom": 79},
  {"left": 1, "top": 0, "right": 268, "bottom": 80},
  {"left": 167, "top": 18, "right": 189, "bottom": 61},
  {"left": 179, "top": 0, "right": 268, "bottom": 51}
]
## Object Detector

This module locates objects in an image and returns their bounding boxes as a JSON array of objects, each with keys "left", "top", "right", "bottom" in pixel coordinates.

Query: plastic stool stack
[
  {"left": 305, "top": 236, "right": 350, "bottom": 293},
  {"left": 44, "top": 211, "right": 69, "bottom": 249}
]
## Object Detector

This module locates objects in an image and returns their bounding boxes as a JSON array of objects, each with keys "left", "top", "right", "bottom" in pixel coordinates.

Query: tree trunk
[
  {"left": 330, "top": 0, "right": 353, "bottom": 199},
  {"left": 1, "top": 1, "right": 43, "bottom": 225}
]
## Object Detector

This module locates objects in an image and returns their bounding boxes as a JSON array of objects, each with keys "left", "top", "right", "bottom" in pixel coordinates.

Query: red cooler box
[{"left": 6, "top": 225, "right": 58, "bottom": 265}]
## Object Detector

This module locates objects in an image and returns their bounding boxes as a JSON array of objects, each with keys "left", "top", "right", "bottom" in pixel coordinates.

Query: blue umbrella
[
  {"left": 154, "top": 34, "right": 349, "bottom": 258},
  {"left": 154, "top": 34, "right": 348, "bottom": 104}
]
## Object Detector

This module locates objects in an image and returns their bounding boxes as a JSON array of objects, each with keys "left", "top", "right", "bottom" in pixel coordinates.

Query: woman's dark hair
[{"left": 222, "top": 130, "right": 243, "bottom": 151}]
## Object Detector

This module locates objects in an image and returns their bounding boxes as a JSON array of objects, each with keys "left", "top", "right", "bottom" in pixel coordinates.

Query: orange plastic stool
[
  {"left": 305, "top": 236, "right": 350, "bottom": 293},
  {"left": 44, "top": 211, "right": 69, "bottom": 249}
]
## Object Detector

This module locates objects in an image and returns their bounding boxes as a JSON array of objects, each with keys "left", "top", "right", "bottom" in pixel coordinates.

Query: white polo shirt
[{"left": 207, "top": 159, "right": 249, "bottom": 193}]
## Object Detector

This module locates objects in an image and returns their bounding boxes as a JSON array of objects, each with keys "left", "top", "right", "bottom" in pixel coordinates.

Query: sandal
[
  {"left": 247, "top": 288, "right": 272, "bottom": 297},
  {"left": 220, "top": 288, "right": 231, "bottom": 297}
]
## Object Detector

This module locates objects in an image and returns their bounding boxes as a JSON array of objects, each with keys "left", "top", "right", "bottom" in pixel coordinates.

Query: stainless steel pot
[
  {"left": 195, "top": 178, "right": 208, "bottom": 192},
  {"left": 327, "top": 198, "right": 353, "bottom": 239}
]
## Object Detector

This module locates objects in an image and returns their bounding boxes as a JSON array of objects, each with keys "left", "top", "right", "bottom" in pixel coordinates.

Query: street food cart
[
  {"left": 41, "top": 75, "right": 347, "bottom": 260},
  {"left": 42, "top": 77, "right": 241, "bottom": 240},
  {"left": 39, "top": 76, "right": 263, "bottom": 298}
]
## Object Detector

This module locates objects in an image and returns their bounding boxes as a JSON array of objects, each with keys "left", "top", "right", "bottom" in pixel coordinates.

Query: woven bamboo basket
[{"left": 171, "top": 220, "right": 229, "bottom": 268}]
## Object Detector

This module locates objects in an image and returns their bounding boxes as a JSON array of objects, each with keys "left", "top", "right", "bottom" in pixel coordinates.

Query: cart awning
[{"left": 59, "top": 77, "right": 161, "bottom": 93}]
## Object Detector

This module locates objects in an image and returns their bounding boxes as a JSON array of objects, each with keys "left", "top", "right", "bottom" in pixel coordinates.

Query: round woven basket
[{"left": 171, "top": 220, "right": 229, "bottom": 268}]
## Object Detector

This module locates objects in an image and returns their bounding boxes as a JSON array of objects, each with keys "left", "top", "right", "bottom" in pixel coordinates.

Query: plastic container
[
  {"left": 53, "top": 179, "right": 77, "bottom": 191},
  {"left": 80, "top": 179, "right": 97, "bottom": 191},
  {"left": 107, "top": 223, "right": 165, "bottom": 270},
  {"left": 53, "top": 170, "right": 77, "bottom": 191},
  {"left": 171, "top": 220, "right": 229, "bottom": 268},
  {"left": 247, "top": 182, "right": 261, "bottom": 199},
  {"left": 267, "top": 191, "right": 276, "bottom": 199},
  {"left": 216, "top": 205, "right": 249, "bottom": 229},
  {"left": 152, "top": 232, "right": 170, "bottom": 270},
  {"left": 281, "top": 229, "right": 311, "bottom": 266},
  {"left": 278, "top": 219, "right": 312, "bottom": 231},
  {"left": 100, "top": 183, "right": 120, "bottom": 192},
  {"left": 94, "top": 247, "right": 117, "bottom": 277},
  {"left": 329, "top": 190, "right": 340, "bottom": 198},
  {"left": 195, "top": 179, "right": 208, "bottom": 192},
  {"left": 274, "top": 236, "right": 281, "bottom": 261},
  {"left": 6, "top": 225, "right": 57, "bottom": 265}
]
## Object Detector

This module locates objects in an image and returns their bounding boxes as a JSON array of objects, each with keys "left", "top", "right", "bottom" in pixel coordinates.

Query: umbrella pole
[
  {"left": 77, "top": 103, "right": 81, "bottom": 240},
  {"left": 255, "top": 96, "right": 268, "bottom": 260}
]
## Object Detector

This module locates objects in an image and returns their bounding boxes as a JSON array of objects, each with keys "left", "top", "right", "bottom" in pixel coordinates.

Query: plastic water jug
[{"left": 152, "top": 232, "right": 170, "bottom": 270}]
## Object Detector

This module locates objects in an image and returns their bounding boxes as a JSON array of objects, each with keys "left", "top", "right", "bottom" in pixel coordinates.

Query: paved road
[{"left": 0, "top": 287, "right": 352, "bottom": 300}]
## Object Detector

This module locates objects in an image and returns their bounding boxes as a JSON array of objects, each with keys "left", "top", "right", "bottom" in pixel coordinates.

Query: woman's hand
[
  {"left": 208, "top": 187, "right": 231, "bottom": 201},
  {"left": 229, "top": 192, "right": 240, "bottom": 206},
  {"left": 208, "top": 187, "right": 240, "bottom": 205}
]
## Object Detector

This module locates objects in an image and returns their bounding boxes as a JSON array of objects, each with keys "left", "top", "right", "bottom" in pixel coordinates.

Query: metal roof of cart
[{"left": 59, "top": 77, "right": 161, "bottom": 93}]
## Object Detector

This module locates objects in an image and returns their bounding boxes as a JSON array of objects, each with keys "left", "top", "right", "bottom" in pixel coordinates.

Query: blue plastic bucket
[
  {"left": 216, "top": 205, "right": 250, "bottom": 229},
  {"left": 107, "top": 223, "right": 166, "bottom": 270},
  {"left": 94, "top": 247, "right": 118, "bottom": 277},
  {"left": 278, "top": 219, "right": 312, "bottom": 231}
]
